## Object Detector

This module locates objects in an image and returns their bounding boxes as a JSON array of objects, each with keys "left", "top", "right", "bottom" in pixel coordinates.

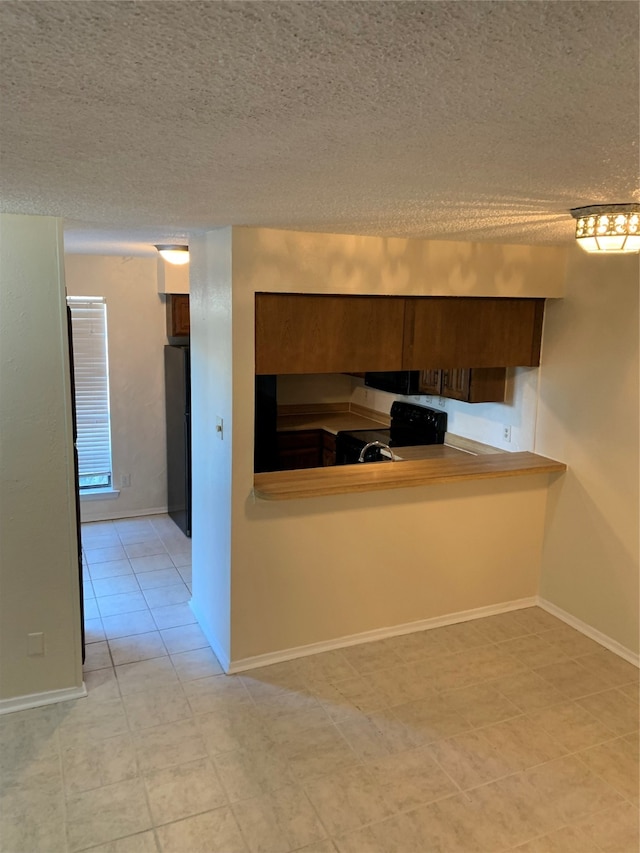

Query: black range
[{"left": 336, "top": 401, "right": 447, "bottom": 464}]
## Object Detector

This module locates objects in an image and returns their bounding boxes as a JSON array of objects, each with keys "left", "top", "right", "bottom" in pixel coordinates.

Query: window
[{"left": 67, "top": 297, "right": 113, "bottom": 491}]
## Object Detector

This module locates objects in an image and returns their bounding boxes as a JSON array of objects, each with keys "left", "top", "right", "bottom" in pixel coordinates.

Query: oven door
[{"left": 335, "top": 433, "right": 362, "bottom": 465}]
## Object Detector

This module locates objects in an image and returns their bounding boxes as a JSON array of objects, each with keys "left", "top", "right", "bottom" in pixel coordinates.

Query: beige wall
[
  {"left": 195, "top": 227, "right": 567, "bottom": 665},
  {"left": 65, "top": 255, "right": 168, "bottom": 521},
  {"left": 233, "top": 228, "right": 566, "bottom": 297},
  {"left": 536, "top": 249, "right": 639, "bottom": 655},
  {"left": 0, "top": 214, "right": 82, "bottom": 700},
  {"left": 234, "top": 479, "right": 549, "bottom": 660}
]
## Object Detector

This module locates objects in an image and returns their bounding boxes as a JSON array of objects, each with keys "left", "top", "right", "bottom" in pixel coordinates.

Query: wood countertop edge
[{"left": 253, "top": 452, "right": 567, "bottom": 501}]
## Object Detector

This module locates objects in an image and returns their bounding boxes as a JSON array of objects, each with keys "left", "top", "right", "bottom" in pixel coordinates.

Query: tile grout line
[
  {"left": 54, "top": 711, "right": 73, "bottom": 853},
  {"left": 506, "top": 820, "right": 610, "bottom": 853},
  {"left": 321, "top": 747, "right": 627, "bottom": 853},
  {"left": 569, "top": 740, "right": 640, "bottom": 808}
]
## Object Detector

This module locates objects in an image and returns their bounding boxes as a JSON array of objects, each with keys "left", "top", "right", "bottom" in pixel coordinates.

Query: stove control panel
[{"left": 390, "top": 401, "right": 448, "bottom": 432}]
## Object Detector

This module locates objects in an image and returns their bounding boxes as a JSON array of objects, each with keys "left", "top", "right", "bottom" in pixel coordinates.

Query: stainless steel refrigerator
[{"left": 164, "top": 345, "right": 191, "bottom": 537}]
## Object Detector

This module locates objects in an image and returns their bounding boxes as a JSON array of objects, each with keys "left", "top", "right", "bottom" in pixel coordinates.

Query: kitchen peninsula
[
  {"left": 254, "top": 401, "right": 566, "bottom": 500},
  {"left": 256, "top": 401, "right": 566, "bottom": 499},
  {"left": 191, "top": 226, "right": 570, "bottom": 670}
]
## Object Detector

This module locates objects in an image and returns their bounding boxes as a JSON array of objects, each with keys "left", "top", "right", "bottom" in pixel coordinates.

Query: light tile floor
[{"left": 1, "top": 514, "right": 638, "bottom": 852}]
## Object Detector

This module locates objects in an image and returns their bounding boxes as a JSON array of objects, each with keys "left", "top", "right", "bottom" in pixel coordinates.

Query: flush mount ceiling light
[
  {"left": 155, "top": 244, "right": 190, "bottom": 265},
  {"left": 570, "top": 204, "right": 640, "bottom": 254}
]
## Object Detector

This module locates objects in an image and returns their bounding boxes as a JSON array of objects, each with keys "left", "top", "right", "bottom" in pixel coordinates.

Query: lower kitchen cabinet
[
  {"left": 276, "top": 429, "right": 337, "bottom": 470},
  {"left": 322, "top": 431, "right": 337, "bottom": 467},
  {"left": 276, "top": 430, "right": 323, "bottom": 470},
  {"left": 419, "top": 367, "right": 506, "bottom": 403}
]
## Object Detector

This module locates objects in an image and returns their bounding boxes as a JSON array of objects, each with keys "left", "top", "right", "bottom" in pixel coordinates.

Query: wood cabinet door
[
  {"left": 467, "top": 368, "right": 507, "bottom": 403},
  {"left": 276, "top": 430, "right": 323, "bottom": 470},
  {"left": 167, "top": 294, "right": 190, "bottom": 337},
  {"left": 403, "top": 297, "right": 544, "bottom": 369},
  {"left": 441, "top": 369, "right": 469, "bottom": 401},
  {"left": 322, "top": 431, "right": 337, "bottom": 467},
  {"left": 322, "top": 448, "right": 336, "bottom": 467},
  {"left": 279, "top": 447, "right": 323, "bottom": 470},
  {"left": 440, "top": 367, "right": 506, "bottom": 403},
  {"left": 255, "top": 293, "right": 405, "bottom": 375},
  {"left": 418, "top": 369, "right": 442, "bottom": 395}
]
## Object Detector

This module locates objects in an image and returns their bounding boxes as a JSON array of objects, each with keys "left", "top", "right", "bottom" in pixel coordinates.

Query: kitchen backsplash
[
  {"left": 275, "top": 369, "right": 538, "bottom": 452},
  {"left": 349, "top": 369, "right": 538, "bottom": 453}
]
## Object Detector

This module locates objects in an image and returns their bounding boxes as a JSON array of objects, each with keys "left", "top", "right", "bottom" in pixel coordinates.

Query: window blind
[{"left": 67, "top": 297, "right": 113, "bottom": 489}]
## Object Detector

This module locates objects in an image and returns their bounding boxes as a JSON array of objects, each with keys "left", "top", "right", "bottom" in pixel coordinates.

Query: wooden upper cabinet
[
  {"left": 166, "top": 294, "right": 190, "bottom": 337},
  {"left": 441, "top": 368, "right": 507, "bottom": 403},
  {"left": 419, "top": 367, "right": 507, "bottom": 403},
  {"left": 418, "top": 369, "right": 442, "bottom": 395},
  {"left": 255, "top": 293, "right": 405, "bottom": 375},
  {"left": 403, "top": 297, "right": 544, "bottom": 369},
  {"left": 255, "top": 293, "right": 545, "bottom": 375}
]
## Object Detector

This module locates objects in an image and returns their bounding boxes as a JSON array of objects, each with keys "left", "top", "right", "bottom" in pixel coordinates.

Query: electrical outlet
[
  {"left": 503, "top": 426, "right": 512, "bottom": 442},
  {"left": 27, "top": 632, "right": 44, "bottom": 656},
  {"left": 120, "top": 474, "right": 131, "bottom": 488}
]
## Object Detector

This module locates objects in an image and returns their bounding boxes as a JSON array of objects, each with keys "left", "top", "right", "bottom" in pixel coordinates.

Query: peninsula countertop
[
  {"left": 260, "top": 404, "right": 566, "bottom": 500},
  {"left": 254, "top": 443, "right": 566, "bottom": 500}
]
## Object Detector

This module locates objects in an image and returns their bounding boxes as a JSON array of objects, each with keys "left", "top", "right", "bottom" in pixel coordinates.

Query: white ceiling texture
[{"left": 0, "top": 1, "right": 638, "bottom": 255}]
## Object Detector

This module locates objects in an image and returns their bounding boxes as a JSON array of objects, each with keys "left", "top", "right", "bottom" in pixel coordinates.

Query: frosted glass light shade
[
  {"left": 571, "top": 205, "right": 640, "bottom": 254},
  {"left": 155, "top": 245, "right": 190, "bottom": 265}
]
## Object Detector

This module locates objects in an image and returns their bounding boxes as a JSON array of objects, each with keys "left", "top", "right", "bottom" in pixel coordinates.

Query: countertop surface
[
  {"left": 254, "top": 449, "right": 566, "bottom": 500},
  {"left": 277, "top": 412, "right": 387, "bottom": 435},
  {"left": 390, "top": 444, "right": 475, "bottom": 461}
]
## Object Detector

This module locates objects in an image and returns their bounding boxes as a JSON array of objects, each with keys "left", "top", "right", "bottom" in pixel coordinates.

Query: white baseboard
[
  {"left": 190, "top": 589, "right": 639, "bottom": 675},
  {"left": 537, "top": 597, "right": 639, "bottom": 667},
  {"left": 227, "top": 596, "right": 538, "bottom": 674},
  {"left": 0, "top": 683, "right": 88, "bottom": 716},
  {"left": 80, "top": 505, "right": 168, "bottom": 523},
  {"left": 189, "top": 598, "right": 231, "bottom": 673}
]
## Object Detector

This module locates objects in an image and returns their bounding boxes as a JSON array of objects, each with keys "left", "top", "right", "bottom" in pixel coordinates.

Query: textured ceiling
[{"left": 0, "top": 1, "right": 638, "bottom": 254}]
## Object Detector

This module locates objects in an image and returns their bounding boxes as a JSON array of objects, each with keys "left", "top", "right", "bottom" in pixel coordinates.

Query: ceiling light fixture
[
  {"left": 155, "top": 244, "right": 190, "bottom": 265},
  {"left": 570, "top": 204, "right": 640, "bottom": 254}
]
